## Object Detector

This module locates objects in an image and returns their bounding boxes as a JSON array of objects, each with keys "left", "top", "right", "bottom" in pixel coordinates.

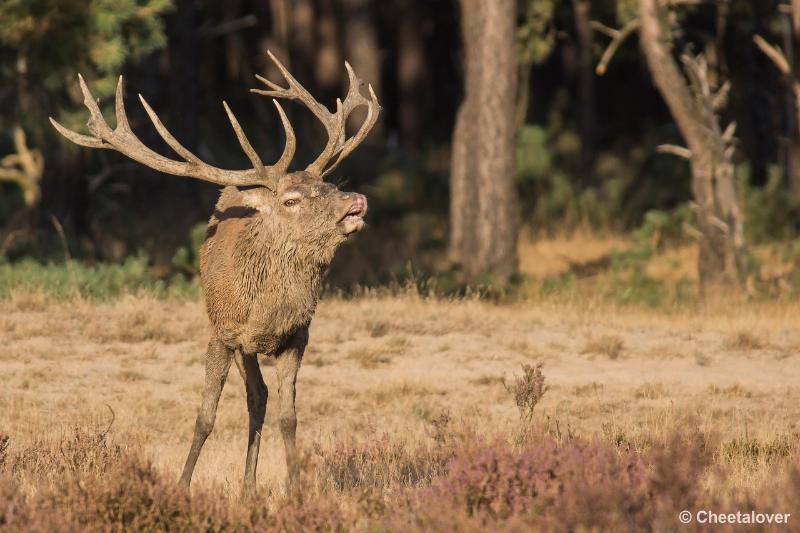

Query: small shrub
[{"left": 505, "top": 363, "right": 547, "bottom": 423}]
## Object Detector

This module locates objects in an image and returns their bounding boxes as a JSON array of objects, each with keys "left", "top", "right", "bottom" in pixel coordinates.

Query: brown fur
[{"left": 178, "top": 171, "right": 367, "bottom": 490}]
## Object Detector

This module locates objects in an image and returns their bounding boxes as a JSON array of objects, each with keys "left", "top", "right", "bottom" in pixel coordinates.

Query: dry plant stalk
[{"left": 505, "top": 363, "right": 548, "bottom": 423}]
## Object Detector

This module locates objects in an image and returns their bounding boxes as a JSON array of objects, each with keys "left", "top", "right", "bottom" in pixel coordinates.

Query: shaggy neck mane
[{"left": 234, "top": 216, "right": 332, "bottom": 322}]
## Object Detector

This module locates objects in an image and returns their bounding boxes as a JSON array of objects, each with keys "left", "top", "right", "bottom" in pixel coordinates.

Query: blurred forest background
[{"left": 1, "top": 0, "right": 800, "bottom": 303}]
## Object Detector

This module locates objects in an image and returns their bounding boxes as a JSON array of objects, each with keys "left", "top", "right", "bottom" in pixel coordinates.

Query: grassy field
[{"left": 1, "top": 236, "right": 799, "bottom": 530}]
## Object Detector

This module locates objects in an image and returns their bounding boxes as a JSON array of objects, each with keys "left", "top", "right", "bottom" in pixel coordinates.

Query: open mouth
[{"left": 339, "top": 197, "right": 366, "bottom": 223}]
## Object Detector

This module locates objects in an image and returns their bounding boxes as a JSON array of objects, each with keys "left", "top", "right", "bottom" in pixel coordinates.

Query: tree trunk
[
  {"left": 788, "top": 0, "right": 800, "bottom": 199},
  {"left": 450, "top": 0, "right": 519, "bottom": 283},
  {"left": 314, "top": 0, "right": 341, "bottom": 92},
  {"left": 637, "top": 0, "right": 745, "bottom": 292},
  {"left": 167, "top": 0, "right": 200, "bottom": 197},
  {"left": 397, "top": 8, "right": 426, "bottom": 154},
  {"left": 340, "top": 0, "right": 383, "bottom": 141},
  {"left": 572, "top": 0, "right": 596, "bottom": 178}
]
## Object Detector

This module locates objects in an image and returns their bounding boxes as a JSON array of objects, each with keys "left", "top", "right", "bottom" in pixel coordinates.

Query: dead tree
[
  {"left": 450, "top": 0, "right": 519, "bottom": 283},
  {"left": 596, "top": 0, "right": 745, "bottom": 291},
  {"left": 51, "top": 52, "right": 379, "bottom": 492},
  {"left": 754, "top": 0, "right": 800, "bottom": 199},
  {"left": 0, "top": 125, "right": 43, "bottom": 209}
]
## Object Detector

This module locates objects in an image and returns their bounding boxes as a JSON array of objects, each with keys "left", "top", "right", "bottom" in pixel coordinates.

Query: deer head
[{"left": 50, "top": 52, "right": 379, "bottom": 249}]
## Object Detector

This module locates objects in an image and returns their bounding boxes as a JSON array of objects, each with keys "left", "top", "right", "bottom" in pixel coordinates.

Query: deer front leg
[
  {"left": 179, "top": 338, "right": 233, "bottom": 488},
  {"left": 234, "top": 350, "right": 268, "bottom": 492},
  {"left": 275, "top": 328, "right": 307, "bottom": 490}
]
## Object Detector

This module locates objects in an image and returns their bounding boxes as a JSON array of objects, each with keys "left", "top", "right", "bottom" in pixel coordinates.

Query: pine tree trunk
[
  {"left": 340, "top": 0, "right": 383, "bottom": 141},
  {"left": 450, "top": 0, "right": 519, "bottom": 283},
  {"left": 637, "top": 0, "right": 745, "bottom": 292},
  {"left": 397, "top": 8, "right": 426, "bottom": 154},
  {"left": 573, "top": 0, "right": 596, "bottom": 178}
]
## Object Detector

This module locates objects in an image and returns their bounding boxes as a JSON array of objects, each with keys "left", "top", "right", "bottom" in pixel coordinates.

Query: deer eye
[{"left": 283, "top": 198, "right": 300, "bottom": 207}]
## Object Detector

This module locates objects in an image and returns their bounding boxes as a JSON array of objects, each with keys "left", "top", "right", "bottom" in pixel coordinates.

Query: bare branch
[
  {"left": 682, "top": 222, "right": 704, "bottom": 241},
  {"left": 721, "top": 121, "right": 737, "bottom": 144},
  {"left": 711, "top": 80, "right": 730, "bottom": 111},
  {"left": 753, "top": 34, "right": 791, "bottom": 76},
  {"left": 595, "top": 18, "right": 641, "bottom": 76},
  {"left": 0, "top": 125, "right": 44, "bottom": 207},
  {"left": 657, "top": 144, "right": 693, "bottom": 159},
  {"left": 589, "top": 20, "right": 619, "bottom": 39},
  {"left": 708, "top": 215, "right": 730, "bottom": 234}
]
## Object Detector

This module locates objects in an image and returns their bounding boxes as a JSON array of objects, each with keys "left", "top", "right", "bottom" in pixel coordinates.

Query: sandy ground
[{"left": 1, "top": 291, "right": 799, "bottom": 496}]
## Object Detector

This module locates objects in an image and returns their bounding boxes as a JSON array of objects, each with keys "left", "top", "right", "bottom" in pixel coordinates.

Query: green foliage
[
  {"left": 0, "top": 0, "right": 172, "bottom": 139},
  {"left": 615, "top": 0, "right": 638, "bottom": 24},
  {"left": 0, "top": 253, "right": 196, "bottom": 301},
  {"left": 516, "top": 124, "right": 629, "bottom": 231},
  {"left": 742, "top": 165, "right": 800, "bottom": 244},
  {"left": 171, "top": 222, "right": 207, "bottom": 275},
  {"left": 517, "top": 0, "right": 556, "bottom": 66},
  {"left": 633, "top": 205, "right": 693, "bottom": 251}
]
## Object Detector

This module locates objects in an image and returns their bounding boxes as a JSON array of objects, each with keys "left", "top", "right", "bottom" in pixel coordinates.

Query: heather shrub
[
  {"left": 3, "top": 421, "right": 799, "bottom": 532},
  {"left": 317, "top": 433, "right": 452, "bottom": 491},
  {"left": 6, "top": 426, "right": 123, "bottom": 481},
  {"left": 47, "top": 455, "right": 231, "bottom": 531},
  {"left": 403, "top": 436, "right": 653, "bottom": 531}
]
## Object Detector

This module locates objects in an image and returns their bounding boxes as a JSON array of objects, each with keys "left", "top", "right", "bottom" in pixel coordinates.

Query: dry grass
[
  {"left": 723, "top": 330, "right": 768, "bottom": 351},
  {"left": 2, "top": 286, "right": 800, "bottom": 529},
  {"left": 582, "top": 334, "right": 625, "bottom": 359}
]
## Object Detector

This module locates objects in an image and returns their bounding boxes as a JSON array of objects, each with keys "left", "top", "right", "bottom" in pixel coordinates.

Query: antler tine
[
  {"left": 272, "top": 100, "right": 296, "bottom": 173},
  {"left": 321, "top": 84, "right": 380, "bottom": 178},
  {"left": 306, "top": 99, "right": 344, "bottom": 175},
  {"left": 252, "top": 51, "right": 332, "bottom": 127},
  {"left": 114, "top": 76, "right": 134, "bottom": 134},
  {"left": 138, "top": 94, "right": 203, "bottom": 164},
  {"left": 340, "top": 61, "right": 370, "bottom": 116},
  {"left": 50, "top": 75, "right": 119, "bottom": 148},
  {"left": 251, "top": 51, "right": 380, "bottom": 179},
  {"left": 78, "top": 74, "right": 113, "bottom": 139},
  {"left": 223, "top": 101, "right": 265, "bottom": 174},
  {"left": 51, "top": 74, "right": 281, "bottom": 188}
]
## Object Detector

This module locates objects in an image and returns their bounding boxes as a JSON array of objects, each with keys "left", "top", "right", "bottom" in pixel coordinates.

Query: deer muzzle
[{"left": 338, "top": 193, "right": 368, "bottom": 235}]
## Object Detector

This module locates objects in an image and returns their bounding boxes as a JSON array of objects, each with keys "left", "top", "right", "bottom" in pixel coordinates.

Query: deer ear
[{"left": 238, "top": 188, "right": 274, "bottom": 214}]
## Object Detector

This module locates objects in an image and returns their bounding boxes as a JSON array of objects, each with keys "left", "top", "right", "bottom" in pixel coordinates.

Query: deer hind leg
[
  {"left": 234, "top": 350, "right": 268, "bottom": 492},
  {"left": 275, "top": 327, "right": 307, "bottom": 490},
  {"left": 179, "top": 337, "right": 233, "bottom": 488}
]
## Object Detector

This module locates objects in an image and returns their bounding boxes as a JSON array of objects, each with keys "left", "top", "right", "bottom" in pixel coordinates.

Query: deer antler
[
  {"left": 50, "top": 52, "right": 378, "bottom": 186},
  {"left": 50, "top": 75, "right": 296, "bottom": 189},
  {"left": 252, "top": 51, "right": 380, "bottom": 178}
]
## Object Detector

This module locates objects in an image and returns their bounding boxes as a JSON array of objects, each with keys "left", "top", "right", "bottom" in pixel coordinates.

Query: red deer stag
[{"left": 50, "top": 51, "right": 379, "bottom": 491}]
